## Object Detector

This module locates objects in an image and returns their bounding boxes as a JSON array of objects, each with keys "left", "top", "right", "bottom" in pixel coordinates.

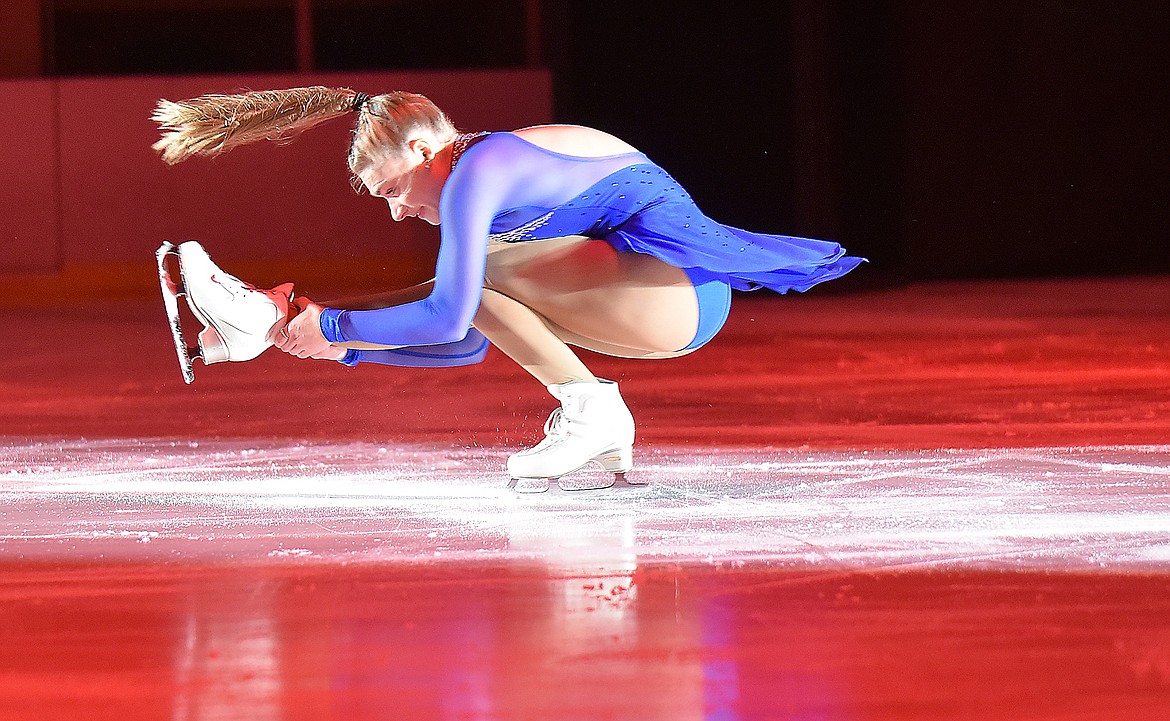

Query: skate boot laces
[
  {"left": 530, "top": 407, "right": 568, "bottom": 452},
  {"left": 543, "top": 407, "right": 567, "bottom": 437},
  {"left": 514, "top": 405, "right": 575, "bottom": 459}
]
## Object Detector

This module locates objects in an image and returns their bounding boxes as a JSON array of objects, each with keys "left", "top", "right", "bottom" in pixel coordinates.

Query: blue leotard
[{"left": 322, "top": 132, "right": 864, "bottom": 367}]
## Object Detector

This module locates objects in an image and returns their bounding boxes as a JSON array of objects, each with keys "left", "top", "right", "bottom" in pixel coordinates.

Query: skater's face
[{"left": 359, "top": 138, "right": 445, "bottom": 225}]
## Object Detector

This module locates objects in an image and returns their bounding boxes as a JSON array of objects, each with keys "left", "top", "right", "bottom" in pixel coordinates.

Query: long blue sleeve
[{"left": 339, "top": 328, "right": 489, "bottom": 368}]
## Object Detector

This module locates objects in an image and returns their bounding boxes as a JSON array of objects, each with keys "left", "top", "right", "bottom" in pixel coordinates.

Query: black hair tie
[{"left": 351, "top": 92, "right": 370, "bottom": 113}]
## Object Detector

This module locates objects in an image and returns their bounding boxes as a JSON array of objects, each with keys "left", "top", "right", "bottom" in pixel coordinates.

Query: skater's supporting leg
[
  {"left": 474, "top": 236, "right": 730, "bottom": 481},
  {"left": 472, "top": 287, "right": 597, "bottom": 385}
]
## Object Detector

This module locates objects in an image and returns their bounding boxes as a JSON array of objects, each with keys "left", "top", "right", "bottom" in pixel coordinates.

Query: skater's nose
[{"left": 387, "top": 199, "right": 413, "bottom": 222}]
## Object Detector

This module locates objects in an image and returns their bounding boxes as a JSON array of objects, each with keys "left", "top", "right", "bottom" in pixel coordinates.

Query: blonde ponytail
[
  {"left": 151, "top": 86, "right": 359, "bottom": 165},
  {"left": 152, "top": 86, "right": 458, "bottom": 179}
]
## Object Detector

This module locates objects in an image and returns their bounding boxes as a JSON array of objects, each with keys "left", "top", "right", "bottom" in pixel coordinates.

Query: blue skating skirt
[{"left": 604, "top": 200, "right": 865, "bottom": 293}]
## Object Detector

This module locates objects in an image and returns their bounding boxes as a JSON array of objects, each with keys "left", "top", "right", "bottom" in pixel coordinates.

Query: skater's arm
[
  {"left": 337, "top": 328, "right": 490, "bottom": 368},
  {"left": 278, "top": 302, "right": 489, "bottom": 367},
  {"left": 318, "top": 149, "right": 509, "bottom": 347}
]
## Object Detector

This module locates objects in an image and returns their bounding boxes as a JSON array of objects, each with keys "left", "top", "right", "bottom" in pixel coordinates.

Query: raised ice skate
[
  {"left": 156, "top": 240, "right": 294, "bottom": 383},
  {"left": 507, "top": 379, "right": 646, "bottom": 492}
]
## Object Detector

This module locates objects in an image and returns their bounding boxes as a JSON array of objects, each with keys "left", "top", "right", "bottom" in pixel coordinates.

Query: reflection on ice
[{"left": 172, "top": 581, "right": 282, "bottom": 721}]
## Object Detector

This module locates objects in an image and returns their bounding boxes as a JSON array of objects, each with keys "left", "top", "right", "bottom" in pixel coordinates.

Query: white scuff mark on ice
[
  {"left": 267, "top": 548, "right": 313, "bottom": 558},
  {"left": 1128, "top": 543, "right": 1170, "bottom": 562}
]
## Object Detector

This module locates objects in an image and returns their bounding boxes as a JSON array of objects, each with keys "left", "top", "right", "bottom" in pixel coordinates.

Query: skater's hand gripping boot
[{"left": 275, "top": 296, "right": 342, "bottom": 359}]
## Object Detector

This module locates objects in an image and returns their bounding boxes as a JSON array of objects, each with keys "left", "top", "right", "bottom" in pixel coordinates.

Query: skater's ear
[{"left": 406, "top": 136, "right": 435, "bottom": 165}]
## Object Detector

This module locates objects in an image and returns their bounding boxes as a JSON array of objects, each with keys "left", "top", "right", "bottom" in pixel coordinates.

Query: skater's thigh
[{"left": 484, "top": 236, "right": 700, "bottom": 354}]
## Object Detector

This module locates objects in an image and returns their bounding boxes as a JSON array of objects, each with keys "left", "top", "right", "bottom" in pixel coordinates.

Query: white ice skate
[
  {"left": 156, "top": 240, "right": 294, "bottom": 383},
  {"left": 507, "top": 379, "right": 647, "bottom": 493}
]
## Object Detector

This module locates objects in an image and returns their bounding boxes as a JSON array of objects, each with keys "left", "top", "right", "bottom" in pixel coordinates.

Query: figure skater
[{"left": 152, "top": 87, "right": 864, "bottom": 485}]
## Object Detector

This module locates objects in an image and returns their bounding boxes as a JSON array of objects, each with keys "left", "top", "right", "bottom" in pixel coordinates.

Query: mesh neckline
[{"left": 450, "top": 131, "right": 490, "bottom": 169}]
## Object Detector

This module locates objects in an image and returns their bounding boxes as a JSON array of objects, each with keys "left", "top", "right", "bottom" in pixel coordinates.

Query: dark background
[{"left": 42, "top": 0, "right": 1170, "bottom": 283}]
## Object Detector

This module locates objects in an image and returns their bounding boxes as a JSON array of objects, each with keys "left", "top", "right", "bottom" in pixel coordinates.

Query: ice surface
[{"left": 3, "top": 438, "right": 1168, "bottom": 571}]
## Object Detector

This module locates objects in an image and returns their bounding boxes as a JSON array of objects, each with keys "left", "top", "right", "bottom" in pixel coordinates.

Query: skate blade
[
  {"left": 507, "top": 472, "right": 649, "bottom": 495},
  {"left": 156, "top": 241, "right": 196, "bottom": 384}
]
